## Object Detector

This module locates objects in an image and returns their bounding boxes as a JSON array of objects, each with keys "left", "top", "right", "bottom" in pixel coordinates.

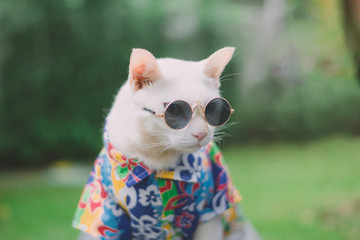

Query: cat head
[{"left": 107, "top": 47, "right": 235, "bottom": 169}]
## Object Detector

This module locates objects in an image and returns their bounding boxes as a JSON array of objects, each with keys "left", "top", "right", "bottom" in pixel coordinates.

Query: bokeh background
[{"left": 1, "top": 0, "right": 360, "bottom": 239}]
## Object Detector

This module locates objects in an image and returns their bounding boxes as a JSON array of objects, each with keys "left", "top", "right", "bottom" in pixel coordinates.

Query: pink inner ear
[
  {"left": 131, "top": 64, "right": 147, "bottom": 90},
  {"left": 129, "top": 49, "right": 160, "bottom": 90},
  {"left": 204, "top": 47, "right": 235, "bottom": 80},
  {"left": 133, "top": 64, "right": 146, "bottom": 79},
  {"left": 205, "top": 65, "right": 222, "bottom": 79}
]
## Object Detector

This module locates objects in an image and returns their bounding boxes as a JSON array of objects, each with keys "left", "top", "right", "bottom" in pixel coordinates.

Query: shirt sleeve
[
  {"left": 72, "top": 149, "right": 131, "bottom": 240},
  {"left": 200, "top": 141, "right": 242, "bottom": 223}
]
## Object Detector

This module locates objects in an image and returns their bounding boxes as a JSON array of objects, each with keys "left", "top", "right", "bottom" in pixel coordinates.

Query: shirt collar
[{"left": 103, "top": 123, "right": 206, "bottom": 187}]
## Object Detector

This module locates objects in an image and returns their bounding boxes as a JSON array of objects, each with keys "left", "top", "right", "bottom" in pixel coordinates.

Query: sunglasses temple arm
[
  {"left": 143, "top": 107, "right": 156, "bottom": 115},
  {"left": 143, "top": 107, "right": 164, "bottom": 118}
]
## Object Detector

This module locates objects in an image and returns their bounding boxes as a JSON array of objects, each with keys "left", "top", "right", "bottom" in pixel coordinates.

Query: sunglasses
[{"left": 143, "top": 97, "right": 234, "bottom": 130}]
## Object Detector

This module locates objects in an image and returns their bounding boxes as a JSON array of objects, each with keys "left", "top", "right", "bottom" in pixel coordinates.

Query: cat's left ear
[
  {"left": 129, "top": 48, "right": 161, "bottom": 91},
  {"left": 203, "top": 47, "right": 235, "bottom": 87}
]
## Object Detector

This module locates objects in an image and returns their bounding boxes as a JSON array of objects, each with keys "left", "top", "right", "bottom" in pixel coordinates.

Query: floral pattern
[
  {"left": 138, "top": 185, "right": 162, "bottom": 207},
  {"left": 73, "top": 127, "right": 242, "bottom": 240},
  {"left": 175, "top": 212, "right": 195, "bottom": 229}
]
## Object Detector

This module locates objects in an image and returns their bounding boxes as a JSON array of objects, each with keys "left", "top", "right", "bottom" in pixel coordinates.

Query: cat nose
[{"left": 191, "top": 132, "right": 208, "bottom": 142}]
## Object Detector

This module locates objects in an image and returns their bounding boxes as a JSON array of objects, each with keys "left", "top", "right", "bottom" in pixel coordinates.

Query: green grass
[
  {"left": 224, "top": 135, "right": 360, "bottom": 240},
  {"left": 0, "top": 173, "right": 83, "bottom": 240},
  {"left": 1, "top": 135, "right": 359, "bottom": 240}
]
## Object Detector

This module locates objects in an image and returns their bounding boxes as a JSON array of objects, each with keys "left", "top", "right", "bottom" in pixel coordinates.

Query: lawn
[
  {"left": 0, "top": 135, "right": 359, "bottom": 240},
  {"left": 224, "top": 135, "right": 360, "bottom": 240}
]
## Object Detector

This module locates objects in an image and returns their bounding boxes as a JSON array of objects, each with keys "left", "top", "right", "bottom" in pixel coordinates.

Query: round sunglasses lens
[
  {"left": 205, "top": 98, "right": 231, "bottom": 126},
  {"left": 164, "top": 100, "right": 192, "bottom": 129}
]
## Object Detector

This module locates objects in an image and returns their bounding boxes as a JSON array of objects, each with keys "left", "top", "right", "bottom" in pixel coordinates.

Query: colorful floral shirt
[{"left": 73, "top": 131, "right": 242, "bottom": 240}]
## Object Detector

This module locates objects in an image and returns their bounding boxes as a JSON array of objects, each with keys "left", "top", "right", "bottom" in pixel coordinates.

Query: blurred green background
[{"left": 1, "top": 0, "right": 360, "bottom": 239}]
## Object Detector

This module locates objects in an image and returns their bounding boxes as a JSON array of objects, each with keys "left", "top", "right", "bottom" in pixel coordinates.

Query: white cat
[
  {"left": 106, "top": 47, "right": 234, "bottom": 170},
  {"left": 73, "top": 48, "right": 262, "bottom": 240}
]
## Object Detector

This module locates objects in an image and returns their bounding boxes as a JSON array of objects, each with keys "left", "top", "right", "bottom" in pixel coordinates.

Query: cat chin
[
  {"left": 140, "top": 153, "right": 180, "bottom": 171},
  {"left": 178, "top": 146, "right": 201, "bottom": 153},
  {"left": 175, "top": 142, "right": 208, "bottom": 154},
  {"left": 140, "top": 145, "right": 204, "bottom": 170}
]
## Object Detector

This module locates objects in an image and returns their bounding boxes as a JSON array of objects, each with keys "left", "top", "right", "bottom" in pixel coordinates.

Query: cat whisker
[
  {"left": 138, "top": 127, "right": 170, "bottom": 135},
  {"left": 217, "top": 121, "right": 240, "bottom": 131},
  {"left": 159, "top": 142, "right": 176, "bottom": 155},
  {"left": 140, "top": 133, "right": 167, "bottom": 141},
  {"left": 218, "top": 78, "right": 232, "bottom": 83},
  {"left": 140, "top": 143, "right": 163, "bottom": 150},
  {"left": 212, "top": 121, "right": 240, "bottom": 143},
  {"left": 213, "top": 131, "right": 229, "bottom": 137},
  {"left": 212, "top": 131, "right": 229, "bottom": 143},
  {"left": 219, "top": 73, "right": 243, "bottom": 80},
  {"left": 212, "top": 137, "right": 224, "bottom": 144},
  {"left": 141, "top": 141, "right": 171, "bottom": 150},
  {"left": 137, "top": 129, "right": 172, "bottom": 140}
]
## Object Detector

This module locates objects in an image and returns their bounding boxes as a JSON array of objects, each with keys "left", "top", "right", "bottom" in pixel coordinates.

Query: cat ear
[
  {"left": 129, "top": 48, "right": 161, "bottom": 90},
  {"left": 203, "top": 47, "right": 235, "bottom": 87}
]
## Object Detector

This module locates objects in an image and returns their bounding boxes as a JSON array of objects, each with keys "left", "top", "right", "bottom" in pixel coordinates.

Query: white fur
[{"left": 106, "top": 48, "right": 234, "bottom": 170}]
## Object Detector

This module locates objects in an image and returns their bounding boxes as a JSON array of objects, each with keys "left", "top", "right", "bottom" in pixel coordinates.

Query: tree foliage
[
  {"left": 1, "top": 0, "right": 359, "bottom": 166},
  {"left": 0, "top": 0, "right": 242, "bottom": 166}
]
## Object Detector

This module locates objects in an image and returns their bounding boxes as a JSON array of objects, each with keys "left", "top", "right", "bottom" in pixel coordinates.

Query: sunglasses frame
[{"left": 143, "top": 97, "right": 235, "bottom": 130}]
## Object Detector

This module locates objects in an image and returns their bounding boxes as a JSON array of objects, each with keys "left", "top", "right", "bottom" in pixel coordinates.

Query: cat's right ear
[
  {"left": 128, "top": 49, "right": 161, "bottom": 91},
  {"left": 203, "top": 47, "right": 235, "bottom": 88}
]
